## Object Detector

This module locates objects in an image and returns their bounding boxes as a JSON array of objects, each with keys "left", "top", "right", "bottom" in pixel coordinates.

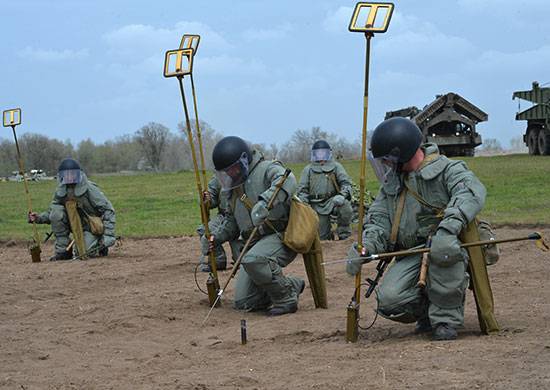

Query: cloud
[
  {"left": 322, "top": 6, "right": 353, "bottom": 33},
  {"left": 17, "top": 46, "right": 89, "bottom": 62},
  {"left": 196, "top": 55, "right": 267, "bottom": 76},
  {"left": 242, "top": 23, "right": 293, "bottom": 41},
  {"left": 103, "top": 21, "right": 230, "bottom": 59}
]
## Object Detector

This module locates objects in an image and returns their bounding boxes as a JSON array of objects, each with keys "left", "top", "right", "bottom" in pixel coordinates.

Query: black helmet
[
  {"left": 57, "top": 158, "right": 82, "bottom": 185},
  {"left": 311, "top": 139, "right": 332, "bottom": 162},
  {"left": 58, "top": 158, "right": 80, "bottom": 172},
  {"left": 312, "top": 140, "right": 331, "bottom": 150},
  {"left": 370, "top": 117, "right": 423, "bottom": 163},
  {"left": 212, "top": 136, "right": 252, "bottom": 170},
  {"left": 212, "top": 136, "right": 252, "bottom": 190}
]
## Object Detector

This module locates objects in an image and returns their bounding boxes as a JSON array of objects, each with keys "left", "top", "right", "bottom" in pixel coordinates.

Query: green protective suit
[
  {"left": 297, "top": 160, "right": 353, "bottom": 240},
  {"left": 213, "top": 150, "right": 304, "bottom": 312},
  {"left": 359, "top": 143, "right": 486, "bottom": 328},
  {"left": 198, "top": 176, "right": 243, "bottom": 267},
  {"left": 35, "top": 172, "right": 116, "bottom": 256}
]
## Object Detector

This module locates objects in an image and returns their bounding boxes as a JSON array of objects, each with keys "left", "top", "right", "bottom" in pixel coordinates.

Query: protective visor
[
  {"left": 215, "top": 153, "right": 249, "bottom": 191},
  {"left": 58, "top": 169, "right": 81, "bottom": 185},
  {"left": 311, "top": 148, "right": 332, "bottom": 162},
  {"left": 368, "top": 151, "right": 399, "bottom": 184}
]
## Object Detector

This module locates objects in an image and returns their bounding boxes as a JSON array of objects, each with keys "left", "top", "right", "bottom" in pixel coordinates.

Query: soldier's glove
[
  {"left": 430, "top": 228, "right": 463, "bottom": 266},
  {"left": 102, "top": 235, "right": 116, "bottom": 248},
  {"left": 28, "top": 212, "right": 39, "bottom": 223},
  {"left": 333, "top": 194, "right": 345, "bottom": 207},
  {"left": 346, "top": 242, "right": 368, "bottom": 276},
  {"left": 251, "top": 200, "right": 269, "bottom": 227}
]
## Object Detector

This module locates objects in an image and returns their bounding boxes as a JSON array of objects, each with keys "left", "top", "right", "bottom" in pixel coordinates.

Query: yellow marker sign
[
  {"left": 179, "top": 34, "right": 201, "bottom": 55},
  {"left": 349, "top": 2, "right": 394, "bottom": 33},
  {"left": 163, "top": 48, "right": 194, "bottom": 78},
  {"left": 3, "top": 108, "right": 21, "bottom": 127}
]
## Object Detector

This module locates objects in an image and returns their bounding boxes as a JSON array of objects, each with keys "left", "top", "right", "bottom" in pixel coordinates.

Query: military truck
[
  {"left": 385, "top": 93, "right": 487, "bottom": 157},
  {"left": 513, "top": 81, "right": 550, "bottom": 155}
]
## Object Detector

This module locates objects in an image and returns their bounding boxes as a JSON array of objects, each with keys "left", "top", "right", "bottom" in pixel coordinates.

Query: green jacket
[
  {"left": 213, "top": 150, "right": 296, "bottom": 242},
  {"left": 37, "top": 172, "right": 116, "bottom": 237},
  {"left": 206, "top": 175, "right": 229, "bottom": 213},
  {"left": 362, "top": 143, "right": 486, "bottom": 254},
  {"left": 297, "top": 160, "right": 352, "bottom": 214}
]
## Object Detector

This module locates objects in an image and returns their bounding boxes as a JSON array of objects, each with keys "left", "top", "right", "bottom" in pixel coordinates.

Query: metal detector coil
[
  {"left": 3, "top": 108, "right": 21, "bottom": 127},
  {"left": 179, "top": 34, "right": 201, "bottom": 54},
  {"left": 163, "top": 48, "right": 194, "bottom": 78},
  {"left": 349, "top": 2, "right": 394, "bottom": 33}
]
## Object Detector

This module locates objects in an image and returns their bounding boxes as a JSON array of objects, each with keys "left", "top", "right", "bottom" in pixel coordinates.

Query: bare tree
[{"left": 135, "top": 122, "right": 170, "bottom": 171}]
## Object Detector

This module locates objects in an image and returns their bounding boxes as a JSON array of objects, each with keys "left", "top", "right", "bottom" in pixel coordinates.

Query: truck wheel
[
  {"left": 528, "top": 128, "right": 540, "bottom": 155},
  {"left": 463, "top": 148, "right": 475, "bottom": 157},
  {"left": 538, "top": 129, "right": 550, "bottom": 155}
]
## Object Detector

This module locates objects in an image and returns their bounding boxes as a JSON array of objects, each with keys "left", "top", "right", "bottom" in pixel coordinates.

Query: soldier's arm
[
  {"left": 438, "top": 161, "right": 487, "bottom": 235},
  {"left": 211, "top": 212, "right": 239, "bottom": 244},
  {"left": 362, "top": 190, "right": 392, "bottom": 255},
  {"left": 336, "top": 163, "right": 353, "bottom": 200},
  {"left": 206, "top": 176, "right": 220, "bottom": 210},
  {"left": 296, "top": 166, "right": 310, "bottom": 203},
  {"left": 88, "top": 185, "right": 116, "bottom": 237},
  {"left": 35, "top": 194, "right": 63, "bottom": 224},
  {"left": 259, "top": 162, "right": 297, "bottom": 207}
]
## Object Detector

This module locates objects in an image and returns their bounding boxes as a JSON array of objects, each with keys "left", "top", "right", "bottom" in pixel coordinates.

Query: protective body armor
[
  {"left": 364, "top": 143, "right": 487, "bottom": 327},
  {"left": 36, "top": 172, "right": 116, "bottom": 255}
]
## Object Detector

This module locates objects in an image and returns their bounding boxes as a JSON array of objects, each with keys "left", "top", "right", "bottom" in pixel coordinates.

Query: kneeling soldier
[
  {"left": 206, "top": 136, "right": 304, "bottom": 315},
  {"left": 28, "top": 158, "right": 116, "bottom": 260},
  {"left": 346, "top": 118, "right": 486, "bottom": 341},
  {"left": 297, "top": 140, "right": 353, "bottom": 240}
]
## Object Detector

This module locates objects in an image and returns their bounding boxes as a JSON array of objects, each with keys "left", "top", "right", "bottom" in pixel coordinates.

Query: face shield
[
  {"left": 368, "top": 151, "right": 400, "bottom": 184},
  {"left": 58, "top": 169, "right": 81, "bottom": 185},
  {"left": 311, "top": 148, "right": 332, "bottom": 162},
  {"left": 215, "top": 153, "right": 249, "bottom": 190}
]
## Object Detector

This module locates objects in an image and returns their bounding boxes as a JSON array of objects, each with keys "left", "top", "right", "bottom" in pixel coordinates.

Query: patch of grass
[{"left": 1, "top": 154, "right": 549, "bottom": 240}]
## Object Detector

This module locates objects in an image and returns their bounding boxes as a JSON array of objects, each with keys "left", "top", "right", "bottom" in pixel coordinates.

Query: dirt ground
[{"left": 1, "top": 227, "right": 550, "bottom": 390}]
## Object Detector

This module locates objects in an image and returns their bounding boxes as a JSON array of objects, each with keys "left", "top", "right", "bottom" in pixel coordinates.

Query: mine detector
[
  {"left": 513, "top": 81, "right": 550, "bottom": 155},
  {"left": 384, "top": 92, "right": 488, "bottom": 157}
]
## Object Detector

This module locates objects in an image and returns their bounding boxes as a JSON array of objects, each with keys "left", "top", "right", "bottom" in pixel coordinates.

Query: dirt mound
[{"left": 1, "top": 228, "right": 549, "bottom": 389}]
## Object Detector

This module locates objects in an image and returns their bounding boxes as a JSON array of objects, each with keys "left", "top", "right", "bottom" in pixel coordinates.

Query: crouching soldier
[
  {"left": 28, "top": 158, "right": 116, "bottom": 261},
  {"left": 297, "top": 140, "right": 353, "bottom": 240},
  {"left": 346, "top": 118, "right": 487, "bottom": 341},
  {"left": 207, "top": 136, "right": 305, "bottom": 315},
  {"left": 198, "top": 175, "right": 243, "bottom": 272}
]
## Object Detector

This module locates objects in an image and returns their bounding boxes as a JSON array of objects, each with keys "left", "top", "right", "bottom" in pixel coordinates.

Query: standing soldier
[
  {"left": 346, "top": 118, "right": 487, "bottom": 341},
  {"left": 28, "top": 158, "right": 116, "bottom": 260},
  {"left": 297, "top": 140, "right": 353, "bottom": 240},
  {"left": 206, "top": 136, "right": 304, "bottom": 315},
  {"left": 198, "top": 175, "right": 243, "bottom": 272}
]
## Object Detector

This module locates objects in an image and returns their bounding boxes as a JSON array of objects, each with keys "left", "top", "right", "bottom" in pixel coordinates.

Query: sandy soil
[{"left": 1, "top": 227, "right": 550, "bottom": 390}]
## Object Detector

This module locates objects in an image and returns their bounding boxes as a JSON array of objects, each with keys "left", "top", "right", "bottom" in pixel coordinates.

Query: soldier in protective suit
[
  {"left": 346, "top": 118, "right": 487, "bottom": 341},
  {"left": 198, "top": 175, "right": 243, "bottom": 272},
  {"left": 297, "top": 140, "right": 353, "bottom": 240},
  {"left": 28, "top": 158, "right": 116, "bottom": 261},
  {"left": 205, "top": 136, "right": 305, "bottom": 316}
]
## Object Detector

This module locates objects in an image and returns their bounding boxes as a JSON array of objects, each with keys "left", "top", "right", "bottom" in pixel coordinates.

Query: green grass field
[{"left": 1, "top": 154, "right": 549, "bottom": 241}]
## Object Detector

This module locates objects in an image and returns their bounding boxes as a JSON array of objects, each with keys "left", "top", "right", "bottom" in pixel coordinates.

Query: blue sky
[{"left": 1, "top": 0, "right": 549, "bottom": 147}]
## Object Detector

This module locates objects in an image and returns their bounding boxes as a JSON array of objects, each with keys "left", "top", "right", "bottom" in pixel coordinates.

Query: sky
[{"left": 1, "top": 0, "right": 549, "bottom": 148}]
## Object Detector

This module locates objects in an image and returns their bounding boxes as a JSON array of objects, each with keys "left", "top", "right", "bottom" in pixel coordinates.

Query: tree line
[{"left": 0, "top": 122, "right": 362, "bottom": 177}]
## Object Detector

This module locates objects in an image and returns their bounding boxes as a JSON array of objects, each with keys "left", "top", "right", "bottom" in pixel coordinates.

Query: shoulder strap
[
  {"left": 404, "top": 178, "right": 445, "bottom": 218},
  {"left": 328, "top": 172, "right": 341, "bottom": 193},
  {"left": 388, "top": 187, "right": 408, "bottom": 251}
]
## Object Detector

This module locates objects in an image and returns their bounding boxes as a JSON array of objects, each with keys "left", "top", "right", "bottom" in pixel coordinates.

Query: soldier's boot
[
  {"left": 49, "top": 249, "right": 73, "bottom": 261},
  {"left": 432, "top": 323, "right": 457, "bottom": 341},
  {"left": 199, "top": 244, "right": 228, "bottom": 272},
  {"left": 336, "top": 226, "right": 351, "bottom": 241},
  {"left": 414, "top": 317, "right": 432, "bottom": 334},
  {"left": 264, "top": 275, "right": 303, "bottom": 316}
]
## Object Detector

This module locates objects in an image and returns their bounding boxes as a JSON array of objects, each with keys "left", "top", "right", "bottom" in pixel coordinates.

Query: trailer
[
  {"left": 513, "top": 81, "right": 550, "bottom": 155},
  {"left": 385, "top": 93, "right": 487, "bottom": 157}
]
